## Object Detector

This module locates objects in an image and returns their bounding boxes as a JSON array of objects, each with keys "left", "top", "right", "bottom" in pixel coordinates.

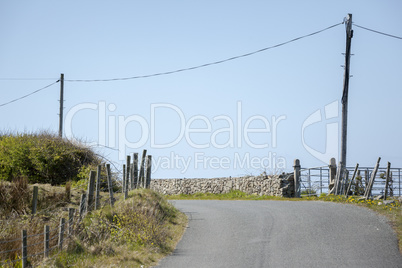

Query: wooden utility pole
[
  {"left": 59, "top": 73, "right": 64, "bottom": 138},
  {"left": 340, "top": 14, "right": 353, "bottom": 169}
]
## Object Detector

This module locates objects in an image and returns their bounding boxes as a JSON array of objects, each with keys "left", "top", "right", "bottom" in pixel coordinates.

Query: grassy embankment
[{"left": 0, "top": 133, "right": 187, "bottom": 267}]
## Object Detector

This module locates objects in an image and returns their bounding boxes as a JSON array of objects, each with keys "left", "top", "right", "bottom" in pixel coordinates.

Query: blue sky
[{"left": 1, "top": 1, "right": 401, "bottom": 178}]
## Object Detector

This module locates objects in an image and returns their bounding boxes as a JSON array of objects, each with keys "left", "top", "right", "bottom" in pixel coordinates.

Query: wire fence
[
  {"left": 0, "top": 150, "right": 152, "bottom": 267},
  {"left": 0, "top": 185, "right": 129, "bottom": 267},
  {"left": 299, "top": 165, "right": 402, "bottom": 197}
]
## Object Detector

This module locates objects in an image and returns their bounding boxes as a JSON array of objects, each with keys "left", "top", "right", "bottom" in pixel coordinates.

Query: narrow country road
[{"left": 157, "top": 200, "right": 402, "bottom": 268}]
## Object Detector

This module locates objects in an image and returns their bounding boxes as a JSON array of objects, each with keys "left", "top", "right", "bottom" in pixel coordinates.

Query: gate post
[
  {"left": 293, "top": 159, "right": 301, "bottom": 198},
  {"left": 328, "top": 158, "right": 337, "bottom": 194}
]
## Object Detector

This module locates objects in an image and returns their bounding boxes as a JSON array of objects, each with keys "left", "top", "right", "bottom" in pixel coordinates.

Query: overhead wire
[
  {"left": 0, "top": 78, "right": 58, "bottom": 81},
  {"left": 353, "top": 23, "right": 402, "bottom": 40},
  {"left": 0, "top": 22, "right": 400, "bottom": 85},
  {"left": 0, "top": 80, "right": 59, "bottom": 108},
  {"left": 0, "top": 21, "right": 345, "bottom": 107},
  {"left": 65, "top": 22, "right": 344, "bottom": 82}
]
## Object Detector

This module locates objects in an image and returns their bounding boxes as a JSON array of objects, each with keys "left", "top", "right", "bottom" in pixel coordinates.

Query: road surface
[{"left": 157, "top": 200, "right": 402, "bottom": 268}]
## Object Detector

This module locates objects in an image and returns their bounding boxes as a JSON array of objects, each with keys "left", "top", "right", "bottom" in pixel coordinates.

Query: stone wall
[{"left": 150, "top": 174, "right": 295, "bottom": 197}]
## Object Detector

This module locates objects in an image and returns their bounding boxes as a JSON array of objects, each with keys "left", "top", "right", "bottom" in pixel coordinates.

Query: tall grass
[
  {"left": 0, "top": 183, "right": 186, "bottom": 267},
  {"left": 44, "top": 189, "right": 186, "bottom": 267},
  {"left": 0, "top": 179, "right": 70, "bottom": 264}
]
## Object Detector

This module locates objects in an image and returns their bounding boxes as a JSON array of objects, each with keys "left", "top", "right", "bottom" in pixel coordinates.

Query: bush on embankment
[{"left": 0, "top": 132, "right": 101, "bottom": 185}]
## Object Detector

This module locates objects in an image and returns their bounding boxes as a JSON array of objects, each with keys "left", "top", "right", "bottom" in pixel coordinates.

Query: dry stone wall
[{"left": 150, "top": 174, "right": 295, "bottom": 197}]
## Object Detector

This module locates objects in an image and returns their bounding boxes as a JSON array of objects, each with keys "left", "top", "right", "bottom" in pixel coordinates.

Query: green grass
[{"left": 166, "top": 190, "right": 291, "bottom": 200}]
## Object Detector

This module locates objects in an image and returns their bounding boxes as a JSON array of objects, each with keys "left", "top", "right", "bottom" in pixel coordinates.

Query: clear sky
[{"left": 1, "top": 1, "right": 401, "bottom": 178}]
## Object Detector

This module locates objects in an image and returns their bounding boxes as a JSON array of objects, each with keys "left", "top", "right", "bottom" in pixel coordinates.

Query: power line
[
  {"left": 0, "top": 80, "right": 60, "bottom": 108},
  {"left": 354, "top": 23, "right": 402, "bottom": 40},
  {"left": 0, "top": 78, "right": 58, "bottom": 81},
  {"left": 65, "top": 22, "right": 343, "bottom": 82},
  {"left": 1, "top": 22, "right": 400, "bottom": 84}
]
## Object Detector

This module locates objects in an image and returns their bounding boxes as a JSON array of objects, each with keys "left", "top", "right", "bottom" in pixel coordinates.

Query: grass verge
[{"left": 166, "top": 190, "right": 291, "bottom": 200}]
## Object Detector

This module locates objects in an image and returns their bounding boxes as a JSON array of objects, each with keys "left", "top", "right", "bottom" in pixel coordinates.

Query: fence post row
[{"left": 299, "top": 159, "right": 402, "bottom": 197}]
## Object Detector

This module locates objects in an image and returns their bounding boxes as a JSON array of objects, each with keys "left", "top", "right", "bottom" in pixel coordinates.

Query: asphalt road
[{"left": 157, "top": 200, "right": 402, "bottom": 268}]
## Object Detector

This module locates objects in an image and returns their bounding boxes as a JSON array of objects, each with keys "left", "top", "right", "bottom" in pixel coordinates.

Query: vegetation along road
[{"left": 158, "top": 200, "right": 402, "bottom": 268}]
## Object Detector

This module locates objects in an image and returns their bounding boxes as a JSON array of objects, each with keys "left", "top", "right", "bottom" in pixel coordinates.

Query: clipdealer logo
[
  {"left": 64, "top": 101, "right": 288, "bottom": 172},
  {"left": 301, "top": 100, "right": 339, "bottom": 163}
]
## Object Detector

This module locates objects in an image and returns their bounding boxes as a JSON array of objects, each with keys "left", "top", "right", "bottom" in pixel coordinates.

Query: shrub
[{"left": 0, "top": 132, "right": 101, "bottom": 185}]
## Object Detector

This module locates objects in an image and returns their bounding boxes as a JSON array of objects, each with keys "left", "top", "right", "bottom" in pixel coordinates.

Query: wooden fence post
[
  {"left": 345, "top": 163, "right": 359, "bottom": 198},
  {"left": 130, "top": 163, "right": 134, "bottom": 190},
  {"left": 364, "top": 157, "right": 381, "bottom": 200},
  {"left": 133, "top": 153, "right": 138, "bottom": 189},
  {"left": 126, "top": 155, "right": 131, "bottom": 190},
  {"left": 79, "top": 193, "right": 86, "bottom": 218},
  {"left": 343, "top": 170, "right": 349, "bottom": 195},
  {"left": 122, "top": 164, "right": 126, "bottom": 196},
  {"left": 87, "top": 171, "right": 96, "bottom": 212},
  {"left": 328, "top": 158, "right": 337, "bottom": 194},
  {"left": 334, "top": 161, "right": 343, "bottom": 195},
  {"left": 384, "top": 162, "right": 391, "bottom": 200},
  {"left": 106, "top": 164, "right": 115, "bottom": 206},
  {"left": 44, "top": 225, "right": 50, "bottom": 258},
  {"left": 95, "top": 165, "right": 101, "bottom": 210},
  {"left": 68, "top": 208, "right": 75, "bottom": 236},
  {"left": 32, "top": 186, "right": 38, "bottom": 215},
  {"left": 146, "top": 155, "right": 152, "bottom": 189},
  {"left": 58, "top": 218, "right": 65, "bottom": 250},
  {"left": 139, "top": 149, "right": 147, "bottom": 188},
  {"left": 355, "top": 170, "right": 361, "bottom": 195},
  {"left": 22, "top": 229, "right": 27, "bottom": 268},
  {"left": 293, "top": 159, "right": 301, "bottom": 198}
]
